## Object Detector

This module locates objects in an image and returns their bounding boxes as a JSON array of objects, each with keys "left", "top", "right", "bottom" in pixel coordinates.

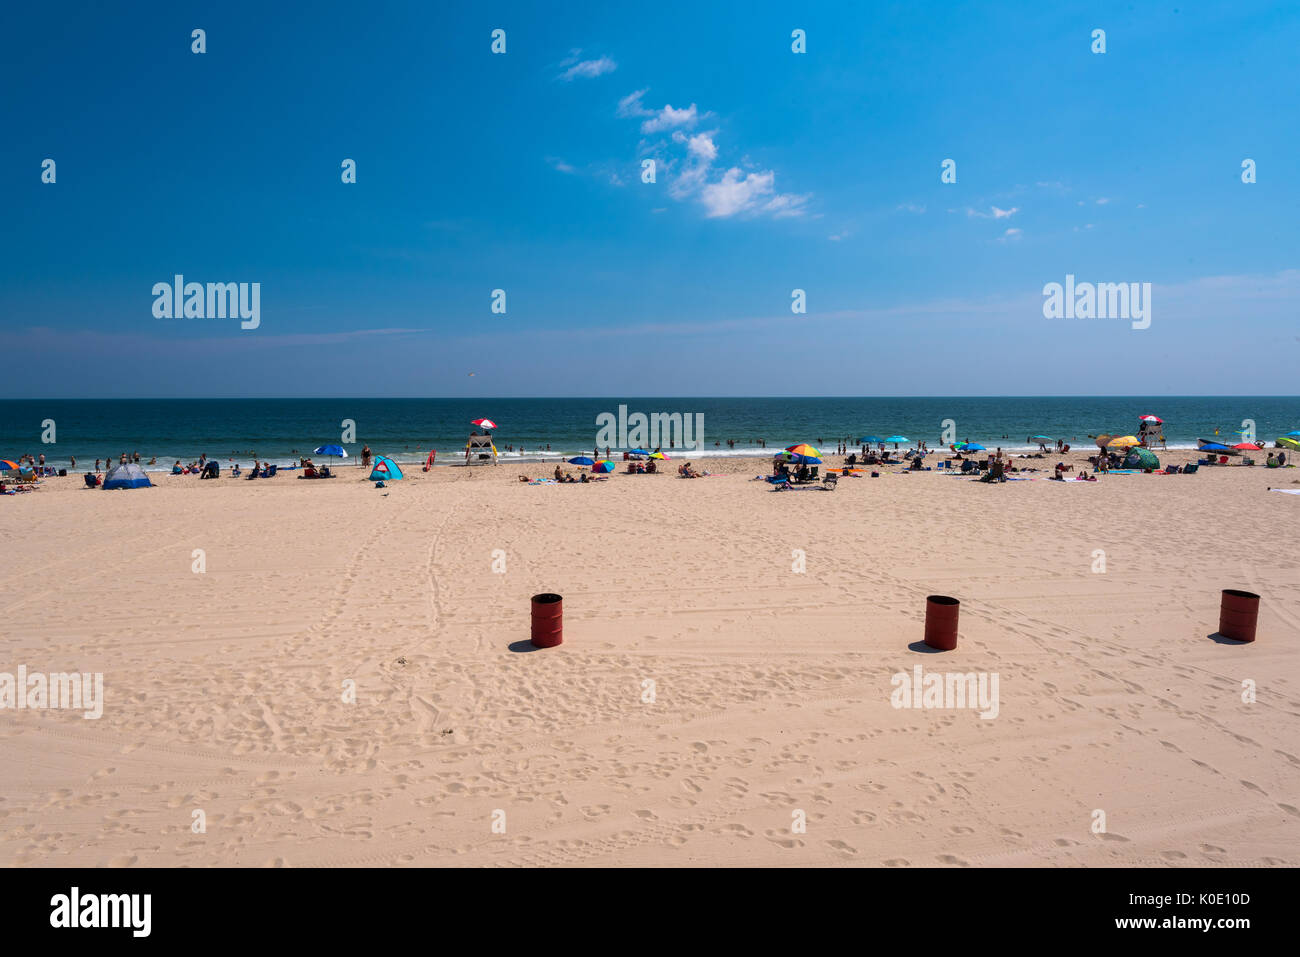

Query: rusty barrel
[
  {"left": 1218, "top": 589, "right": 1260, "bottom": 643},
  {"left": 531, "top": 593, "right": 563, "bottom": 647},
  {"left": 924, "top": 595, "right": 960, "bottom": 650}
]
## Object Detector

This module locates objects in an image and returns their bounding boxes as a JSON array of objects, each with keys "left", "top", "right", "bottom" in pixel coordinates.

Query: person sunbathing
[{"left": 554, "top": 466, "right": 564, "bottom": 481}]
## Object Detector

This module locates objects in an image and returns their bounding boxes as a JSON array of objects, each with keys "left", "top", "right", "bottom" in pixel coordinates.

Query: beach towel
[{"left": 1269, "top": 488, "right": 1300, "bottom": 495}]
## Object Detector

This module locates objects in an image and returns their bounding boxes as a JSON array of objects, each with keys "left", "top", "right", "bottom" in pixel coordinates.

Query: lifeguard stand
[
  {"left": 465, "top": 433, "right": 497, "bottom": 466},
  {"left": 1138, "top": 419, "right": 1166, "bottom": 449}
]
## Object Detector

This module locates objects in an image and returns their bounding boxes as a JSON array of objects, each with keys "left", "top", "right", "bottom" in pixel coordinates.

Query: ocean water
[{"left": 1, "top": 397, "right": 1297, "bottom": 471}]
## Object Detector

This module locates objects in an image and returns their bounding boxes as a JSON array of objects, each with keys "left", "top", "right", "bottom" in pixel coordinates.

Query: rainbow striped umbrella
[
  {"left": 785, "top": 443, "right": 820, "bottom": 458},
  {"left": 592, "top": 460, "right": 615, "bottom": 473},
  {"left": 650, "top": 452, "right": 670, "bottom": 460}
]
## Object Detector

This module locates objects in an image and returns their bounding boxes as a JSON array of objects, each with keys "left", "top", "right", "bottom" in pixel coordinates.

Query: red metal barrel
[
  {"left": 531, "top": 593, "right": 563, "bottom": 647},
  {"left": 1218, "top": 589, "right": 1260, "bottom": 643},
  {"left": 924, "top": 595, "right": 960, "bottom": 650}
]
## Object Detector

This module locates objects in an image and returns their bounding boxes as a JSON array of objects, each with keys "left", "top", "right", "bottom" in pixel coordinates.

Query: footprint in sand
[
  {"left": 883, "top": 858, "right": 909, "bottom": 867},
  {"left": 827, "top": 840, "right": 858, "bottom": 855},
  {"left": 763, "top": 829, "right": 804, "bottom": 849},
  {"left": 937, "top": 854, "right": 969, "bottom": 866}
]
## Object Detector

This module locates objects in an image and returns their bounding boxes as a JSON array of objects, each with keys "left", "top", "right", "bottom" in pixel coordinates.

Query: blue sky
[{"left": 2, "top": 0, "right": 1297, "bottom": 397}]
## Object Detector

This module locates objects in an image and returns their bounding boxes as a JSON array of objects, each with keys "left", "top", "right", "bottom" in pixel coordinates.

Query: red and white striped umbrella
[
  {"left": 1139, "top": 414, "right": 1163, "bottom": 423},
  {"left": 471, "top": 418, "right": 497, "bottom": 430}
]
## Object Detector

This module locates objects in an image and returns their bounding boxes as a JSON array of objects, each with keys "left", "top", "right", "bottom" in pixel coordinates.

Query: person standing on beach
[{"left": 361, "top": 445, "right": 372, "bottom": 471}]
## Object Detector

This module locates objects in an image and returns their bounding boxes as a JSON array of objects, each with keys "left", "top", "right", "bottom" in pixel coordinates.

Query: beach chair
[
  {"left": 1183, "top": 463, "right": 1198, "bottom": 474},
  {"left": 83, "top": 473, "right": 100, "bottom": 488},
  {"left": 822, "top": 473, "right": 838, "bottom": 491},
  {"left": 1218, "top": 455, "right": 1229, "bottom": 465}
]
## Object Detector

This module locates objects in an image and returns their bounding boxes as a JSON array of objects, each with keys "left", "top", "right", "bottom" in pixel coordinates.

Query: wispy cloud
[
  {"left": 558, "top": 52, "right": 617, "bottom": 81},
  {"left": 546, "top": 156, "right": 576, "bottom": 174},
  {"left": 965, "top": 205, "right": 1020, "bottom": 219},
  {"left": 996, "top": 227, "right": 1023, "bottom": 243},
  {"left": 620, "top": 88, "right": 808, "bottom": 220},
  {"left": 896, "top": 202, "right": 926, "bottom": 214}
]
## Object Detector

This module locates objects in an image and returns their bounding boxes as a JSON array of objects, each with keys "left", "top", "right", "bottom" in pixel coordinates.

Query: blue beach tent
[
  {"left": 369, "top": 455, "right": 403, "bottom": 481},
  {"left": 103, "top": 462, "right": 153, "bottom": 489}
]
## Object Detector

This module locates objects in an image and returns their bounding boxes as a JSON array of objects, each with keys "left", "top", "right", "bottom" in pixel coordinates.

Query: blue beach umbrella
[
  {"left": 860, "top": 435, "right": 884, "bottom": 444},
  {"left": 962, "top": 442, "right": 987, "bottom": 452},
  {"left": 1284, "top": 431, "right": 1300, "bottom": 437},
  {"left": 567, "top": 456, "right": 595, "bottom": 466},
  {"left": 628, "top": 448, "right": 650, "bottom": 456},
  {"left": 885, "top": 435, "right": 909, "bottom": 447},
  {"left": 1199, "top": 442, "right": 1230, "bottom": 452},
  {"left": 314, "top": 445, "right": 348, "bottom": 459}
]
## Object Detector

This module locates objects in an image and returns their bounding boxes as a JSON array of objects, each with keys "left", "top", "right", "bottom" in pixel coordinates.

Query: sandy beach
[{"left": 1, "top": 450, "right": 1297, "bottom": 867}]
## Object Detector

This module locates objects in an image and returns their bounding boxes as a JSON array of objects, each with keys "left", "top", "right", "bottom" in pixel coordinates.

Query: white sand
[{"left": 1, "top": 456, "right": 1297, "bottom": 866}]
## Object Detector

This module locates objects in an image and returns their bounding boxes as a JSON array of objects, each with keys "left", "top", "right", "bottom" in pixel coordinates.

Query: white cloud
[
  {"left": 619, "top": 90, "right": 807, "bottom": 220},
  {"left": 965, "top": 205, "right": 1019, "bottom": 219},
  {"left": 1095, "top": 197, "right": 1110, "bottom": 205},
  {"left": 560, "top": 55, "right": 617, "bottom": 81},
  {"left": 642, "top": 103, "right": 699, "bottom": 134},
  {"left": 617, "top": 88, "right": 650, "bottom": 117},
  {"left": 897, "top": 202, "right": 926, "bottom": 214},
  {"left": 686, "top": 132, "right": 717, "bottom": 161},
  {"left": 546, "top": 157, "right": 575, "bottom": 174},
  {"left": 997, "top": 227, "right": 1023, "bottom": 243}
]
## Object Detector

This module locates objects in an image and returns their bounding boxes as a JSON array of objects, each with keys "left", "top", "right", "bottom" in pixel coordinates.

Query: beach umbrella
[
  {"left": 314, "top": 444, "right": 348, "bottom": 459},
  {"left": 471, "top": 418, "right": 497, "bottom": 430},
  {"left": 1199, "top": 442, "right": 1230, "bottom": 452},
  {"left": 1277, "top": 437, "right": 1300, "bottom": 451},
  {"left": 1107, "top": 435, "right": 1140, "bottom": 448},
  {"left": 1283, "top": 431, "right": 1300, "bottom": 437},
  {"left": 567, "top": 456, "right": 594, "bottom": 466},
  {"left": 592, "top": 460, "right": 615, "bottom": 473},
  {"left": 860, "top": 435, "right": 884, "bottom": 445},
  {"left": 1233, "top": 442, "right": 1262, "bottom": 451},
  {"left": 961, "top": 442, "right": 986, "bottom": 452},
  {"left": 0, "top": 459, "right": 19, "bottom": 471},
  {"left": 1093, "top": 434, "right": 1113, "bottom": 450},
  {"left": 785, "top": 443, "right": 820, "bottom": 458},
  {"left": 1028, "top": 435, "right": 1053, "bottom": 442},
  {"left": 885, "top": 435, "right": 909, "bottom": 444},
  {"left": 650, "top": 452, "right": 669, "bottom": 460},
  {"left": 628, "top": 448, "right": 649, "bottom": 456},
  {"left": 1139, "top": 415, "right": 1163, "bottom": 423}
]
